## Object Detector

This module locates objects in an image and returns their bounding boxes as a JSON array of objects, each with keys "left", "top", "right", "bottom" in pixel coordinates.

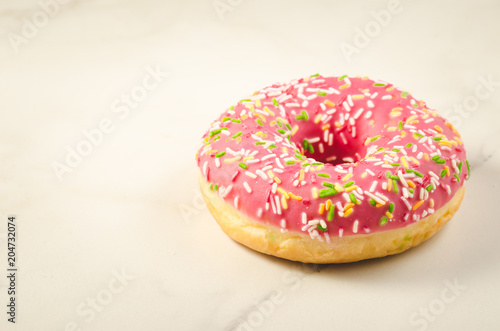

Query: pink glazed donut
[{"left": 196, "top": 75, "right": 469, "bottom": 263}]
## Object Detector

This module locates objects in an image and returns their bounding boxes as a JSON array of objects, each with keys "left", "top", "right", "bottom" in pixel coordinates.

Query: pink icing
[{"left": 196, "top": 75, "right": 469, "bottom": 241}]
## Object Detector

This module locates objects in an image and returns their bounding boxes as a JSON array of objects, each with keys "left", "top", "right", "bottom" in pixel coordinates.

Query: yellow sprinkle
[
  {"left": 319, "top": 204, "right": 325, "bottom": 214},
  {"left": 299, "top": 169, "right": 304, "bottom": 182},
  {"left": 345, "top": 185, "right": 358, "bottom": 192},
  {"left": 407, "top": 180, "right": 416, "bottom": 189},
  {"left": 315, "top": 165, "right": 324, "bottom": 171},
  {"left": 277, "top": 188, "right": 289, "bottom": 199},
  {"left": 392, "top": 107, "right": 403, "bottom": 112},
  {"left": 390, "top": 112, "right": 402, "bottom": 117},
  {"left": 387, "top": 178, "right": 393, "bottom": 191},
  {"left": 326, "top": 199, "right": 332, "bottom": 210},
  {"left": 364, "top": 137, "right": 371, "bottom": 146},
  {"left": 270, "top": 120, "right": 276, "bottom": 126},
  {"left": 406, "top": 115, "right": 418, "bottom": 123},
  {"left": 454, "top": 137, "right": 463, "bottom": 145},
  {"left": 361, "top": 172, "right": 368, "bottom": 178},
  {"left": 205, "top": 149, "right": 217, "bottom": 155},
  {"left": 236, "top": 136, "right": 242, "bottom": 144},
  {"left": 281, "top": 196, "right": 288, "bottom": 210},
  {"left": 335, "top": 121, "right": 342, "bottom": 127},
  {"left": 263, "top": 106, "right": 275, "bottom": 116},
  {"left": 224, "top": 156, "right": 242, "bottom": 163},
  {"left": 423, "top": 153, "right": 430, "bottom": 161},
  {"left": 282, "top": 147, "right": 287, "bottom": 153},
  {"left": 334, "top": 183, "right": 344, "bottom": 193},
  {"left": 386, "top": 86, "right": 395, "bottom": 92},
  {"left": 410, "top": 120, "right": 419, "bottom": 125},
  {"left": 241, "top": 114, "right": 248, "bottom": 120},
  {"left": 324, "top": 100, "right": 335, "bottom": 107},
  {"left": 267, "top": 170, "right": 275, "bottom": 178},
  {"left": 255, "top": 99, "right": 261, "bottom": 107},
  {"left": 444, "top": 166, "right": 450, "bottom": 176},
  {"left": 288, "top": 192, "right": 302, "bottom": 201},
  {"left": 343, "top": 208, "right": 353, "bottom": 217},
  {"left": 277, "top": 117, "right": 288, "bottom": 125},
  {"left": 445, "top": 122, "right": 461, "bottom": 137},
  {"left": 438, "top": 140, "right": 453, "bottom": 147},
  {"left": 386, "top": 212, "right": 393, "bottom": 219},
  {"left": 342, "top": 173, "right": 353, "bottom": 181},
  {"left": 434, "top": 125, "right": 443, "bottom": 133},
  {"left": 401, "top": 156, "right": 409, "bottom": 168},
  {"left": 387, "top": 126, "right": 397, "bottom": 132},
  {"left": 344, "top": 202, "right": 354, "bottom": 210},
  {"left": 312, "top": 187, "right": 319, "bottom": 199},
  {"left": 352, "top": 94, "right": 365, "bottom": 99},
  {"left": 254, "top": 113, "right": 266, "bottom": 122},
  {"left": 429, "top": 199, "right": 434, "bottom": 208},
  {"left": 291, "top": 125, "right": 299, "bottom": 136},
  {"left": 321, "top": 124, "right": 330, "bottom": 131},
  {"left": 243, "top": 156, "right": 254, "bottom": 161},
  {"left": 413, "top": 200, "right": 425, "bottom": 210},
  {"left": 314, "top": 114, "right": 322, "bottom": 124},
  {"left": 401, "top": 130, "right": 406, "bottom": 138},
  {"left": 340, "top": 83, "right": 350, "bottom": 89},
  {"left": 274, "top": 176, "right": 282, "bottom": 184}
]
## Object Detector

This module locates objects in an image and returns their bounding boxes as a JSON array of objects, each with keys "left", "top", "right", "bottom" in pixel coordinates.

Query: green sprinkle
[
  {"left": 317, "top": 91, "right": 327, "bottom": 96},
  {"left": 369, "top": 198, "right": 376, "bottom": 206},
  {"left": 458, "top": 161, "right": 463, "bottom": 174},
  {"left": 231, "top": 119, "right": 241, "bottom": 123},
  {"left": 272, "top": 98, "right": 279, "bottom": 107},
  {"left": 255, "top": 142, "right": 265, "bottom": 145},
  {"left": 414, "top": 132, "right": 424, "bottom": 138},
  {"left": 319, "top": 188, "right": 337, "bottom": 198},
  {"left": 310, "top": 73, "right": 320, "bottom": 77},
  {"left": 232, "top": 131, "right": 242, "bottom": 139},
  {"left": 380, "top": 217, "right": 388, "bottom": 226},
  {"left": 222, "top": 117, "right": 230, "bottom": 122},
  {"left": 213, "top": 184, "right": 218, "bottom": 191},
  {"left": 308, "top": 144, "right": 314, "bottom": 153},
  {"left": 466, "top": 160, "right": 471, "bottom": 177},
  {"left": 406, "top": 143, "right": 413, "bottom": 148},
  {"left": 433, "top": 137, "right": 442, "bottom": 141},
  {"left": 389, "top": 175, "right": 399, "bottom": 180},
  {"left": 311, "top": 162, "right": 324, "bottom": 165},
  {"left": 454, "top": 174, "right": 460, "bottom": 182},
  {"left": 256, "top": 119, "right": 263, "bottom": 126},
  {"left": 426, "top": 184, "right": 434, "bottom": 191},
  {"left": 436, "top": 159, "right": 446, "bottom": 164},
  {"left": 371, "top": 135, "right": 381, "bottom": 142},
  {"left": 401, "top": 91, "right": 409, "bottom": 98},
  {"left": 240, "top": 98, "right": 251, "bottom": 102},
  {"left": 391, "top": 163, "right": 401, "bottom": 167},
  {"left": 413, "top": 170, "right": 423, "bottom": 177},
  {"left": 322, "top": 182, "right": 335, "bottom": 188},
  {"left": 228, "top": 105, "right": 235, "bottom": 110},
  {"left": 389, "top": 203, "right": 394, "bottom": 213},
  {"left": 327, "top": 205, "right": 335, "bottom": 221},
  {"left": 203, "top": 140, "right": 211, "bottom": 145},
  {"left": 213, "top": 136, "right": 221, "bottom": 141},
  {"left": 239, "top": 163, "right": 247, "bottom": 169},
  {"left": 301, "top": 110, "right": 309, "bottom": 120},
  {"left": 301, "top": 163, "right": 310, "bottom": 167},
  {"left": 209, "top": 128, "right": 226, "bottom": 137},
  {"left": 386, "top": 171, "right": 391, "bottom": 178},
  {"left": 409, "top": 188, "right": 414, "bottom": 194},
  {"left": 303, "top": 139, "right": 309, "bottom": 148},
  {"left": 296, "top": 114, "right": 304, "bottom": 120},
  {"left": 277, "top": 129, "right": 286, "bottom": 134},
  {"left": 432, "top": 155, "right": 440, "bottom": 161},
  {"left": 277, "top": 121, "right": 283, "bottom": 128},
  {"left": 398, "top": 121, "right": 403, "bottom": 130},
  {"left": 215, "top": 151, "right": 226, "bottom": 158},
  {"left": 440, "top": 169, "right": 447, "bottom": 177},
  {"left": 349, "top": 193, "right": 357, "bottom": 203},
  {"left": 268, "top": 144, "right": 277, "bottom": 149},
  {"left": 406, "top": 169, "right": 414, "bottom": 173},
  {"left": 295, "top": 154, "right": 305, "bottom": 161},
  {"left": 285, "top": 160, "right": 295, "bottom": 165},
  {"left": 338, "top": 74, "right": 348, "bottom": 81},
  {"left": 317, "top": 224, "right": 327, "bottom": 232},
  {"left": 374, "top": 83, "right": 386, "bottom": 87},
  {"left": 393, "top": 180, "right": 399, "bottom": 193},
  {"left": 344, "top": 181, "right": 355, "bottom": 188},
  {"left": 317, "top": 173, "right": 330, "bottom": 178},
  {"left": 392, "top": 148, "right": 400, "bottom": 153},
  {"left": 286, "top": 123, "right": 292, "bottom": 130}
]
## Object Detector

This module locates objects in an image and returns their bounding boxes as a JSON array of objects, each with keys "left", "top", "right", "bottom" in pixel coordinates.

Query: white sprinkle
[
  {"left": 403, "top": 187, "right": 409, "bottom": 199},
  {"left": 375, "top": 192, "right": 389, "bottom": 201},
  {"left": 382, "top": 181, "right": 388, "bottom": 190},
  {"left": 369, "top": 181, "right": 378, "bottom": 193},
  {"left": 353, "top": 220, "right": 359, "bottom": 233},
  {"left": 272, "top": 182, "right": 278, "bottom": 194},
  {"left": 353, "top": 108, "right": 365, "bottom": 120},
  {"left": 364, "top": 191, "right": 385, "bottom": 205},
  {"left": 325, "top": 233, "right": 331, "bottom": 244},
  {"left": 308, "top": 137, "right": 320, "bottom": 143},
  {"left": 245, "top": 171, "right": 257, "bottom": 179},
  {"left": 340, "top": 132, "right": 348, "bottom": 145},
  {"left": 281, "top": 219, "right": 287, "bottom": 229},
  {"left": 401, "top": 196, "right": 412, "bottom": 210},
  {"left": 382, "top": 95, "right": 392, "bottom": 100},
  {"left": 302, "top": 212, "right": 307, "bottom": 224},
  {"left": 339, "top": 228, "right": 344, "bottom": 237},
  {"left": 329, "top": 133, "right": 334, "bottom": 146},
  {"left": 398, "top": 170, "right": 408, "bottom": 187},
  {"left": 412, "top": 145, "right": 418, "bottom": 153},
  {"left": 342, "top": 193, "right": 350, "bottom": 202},
  {"left": 319, "top": 143, "right": 324, "bottom": 153},
  {"left": 371, "top": 92, "right": 379, "bottom": 99},
  {"left": 326, "top": 155, "right": 337, "bottom": 162},
  {"left": 270, "top": 196, "right": 276, "bottom": 214},
  {"left": 429, "top": 171, "right": 440, "bottom": 181},
  {"left": 203, "top": 161, "right": 208, "bottom": 176},
  {"left": 261, "top": 154, "right": 276, "bottom": 161},
  {"left": 452, "top": 159, "right": 460, "bottom": 174},
  {"left": 365, "top": 111, "right": 372, "bottom": 118},
  {"left": 215, "top": 158, "right": 221, "bottom": 168},
  {"left": 243, "top": 182, "right": 252, "bottom": 193},
  {"left": 257, "top": 208, "right": 263, "bottom": 218},
  {"left": 275, "top": 158, "right": 284, "bottom": 169},
  {"left": 342, "top": 101, "right": 351, "bottom": 112},
  {"left": 367, "top": 100, "right": 375, "bottom": 108},
  {"left": 301, "top": 100, "right": 309, "bottom": 107},
  {"left": 307, "top": 94, "right": 318, "bottom": 101},
  {"left": 234, "top": 196, "right": 239, "bottom": 209},
  {"left": 366, "top": 168, "right": 375, "bottom": 176},
  {"left": 417, "top": 152, "right": 423, "bottom": 159},
  {"left": 352, "top": 126, "right": 356, "bottom": 138},
  {"left": 256, "top": 169, "right": 268, "bottom": 180},
  {"left": 446, "top": 185, "right": 451, "bottom": 195},
  {"left": 329, "top": 87, "right": 340, "bottom": 94}
]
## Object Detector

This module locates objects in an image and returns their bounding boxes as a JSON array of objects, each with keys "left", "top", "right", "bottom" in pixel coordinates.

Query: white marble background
[{"left": 0, "top": 0, "right": 499, "bottom": 330}]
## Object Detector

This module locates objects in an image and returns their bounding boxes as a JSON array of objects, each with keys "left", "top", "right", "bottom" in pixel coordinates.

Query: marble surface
[{"left": 1, "top": 0, "right": 499, "bottom": 330}]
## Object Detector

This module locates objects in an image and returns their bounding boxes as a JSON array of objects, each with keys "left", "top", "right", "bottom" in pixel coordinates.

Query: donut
[{"left": 196, "top": 74, "right": 469, "bottom": 263}]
